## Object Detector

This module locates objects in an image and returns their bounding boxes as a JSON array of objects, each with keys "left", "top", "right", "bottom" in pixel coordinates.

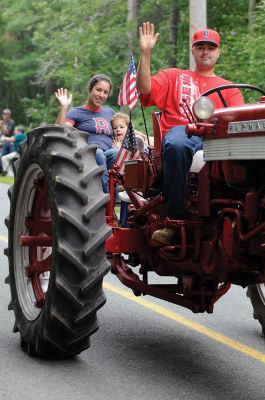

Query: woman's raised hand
[
  {"left": 55, "top": 88, "right": 72, "bottom": 108},
  {"left": 139, "top": 22, "right": 159, "bottom": 53}
]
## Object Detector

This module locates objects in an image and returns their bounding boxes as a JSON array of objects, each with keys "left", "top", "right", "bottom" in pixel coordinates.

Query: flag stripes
[
  {"left": 118, "top": 53, "right": 138, "bottom": 110},
  {"left": 115, "top": 122, "right": 139, "bottom": 173}
]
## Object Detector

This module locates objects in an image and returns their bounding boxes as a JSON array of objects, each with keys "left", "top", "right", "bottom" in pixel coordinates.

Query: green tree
[{"left": 0, "top": 0, "right": 264, "bottom": 129}]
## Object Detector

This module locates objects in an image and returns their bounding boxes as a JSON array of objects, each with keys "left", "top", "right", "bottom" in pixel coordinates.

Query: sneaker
[{"left": 151, "top": 227, "right": 177, "bottom": 247}]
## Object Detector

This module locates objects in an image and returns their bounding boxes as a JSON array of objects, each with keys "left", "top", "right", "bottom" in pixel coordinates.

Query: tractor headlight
[{"left": 193, "top": 97, "right": 215, "bottom": 120}]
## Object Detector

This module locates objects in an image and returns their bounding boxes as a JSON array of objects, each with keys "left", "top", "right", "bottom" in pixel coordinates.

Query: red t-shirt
[{"left": 140, "top": 68, "right": 244, "bottom": 136}]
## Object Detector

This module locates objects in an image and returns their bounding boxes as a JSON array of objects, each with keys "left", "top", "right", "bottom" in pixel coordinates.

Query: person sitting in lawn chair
[{"left": 1, "top": 125, "right": 26, "bottom": 177}]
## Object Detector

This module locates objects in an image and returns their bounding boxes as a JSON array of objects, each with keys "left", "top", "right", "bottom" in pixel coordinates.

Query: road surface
[{"left": 0, "top": 182, "right": 265, "bottom": 400}]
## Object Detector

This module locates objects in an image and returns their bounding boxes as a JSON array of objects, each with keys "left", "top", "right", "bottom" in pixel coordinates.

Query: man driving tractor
[{"left": 136, "top": 22, "right": 244, "bottom": 246}]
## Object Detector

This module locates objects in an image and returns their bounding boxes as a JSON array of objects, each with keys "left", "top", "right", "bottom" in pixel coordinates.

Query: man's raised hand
[{"left": 139, "top": 22, "right": 159, "bottom": 53}]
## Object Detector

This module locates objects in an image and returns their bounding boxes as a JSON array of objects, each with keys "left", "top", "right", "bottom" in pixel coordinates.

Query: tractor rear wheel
[
  {"left": 247, "top": 284, "right": 265, "bottom": 335},
  {"left": 5, "top": 125, "right": 111, "bottom": 358}
]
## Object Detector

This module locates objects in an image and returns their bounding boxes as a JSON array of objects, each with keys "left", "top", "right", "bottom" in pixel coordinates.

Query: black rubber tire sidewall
[
  {"left": 247, "top": 284, "right": 265, "bottom": 335},
  {"left": 8, "top": 125, "right": 111, "bottom": 357}
]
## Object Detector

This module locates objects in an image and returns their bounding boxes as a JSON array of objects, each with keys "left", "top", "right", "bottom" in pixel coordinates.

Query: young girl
[
  {"left": 111, "top": 112, "right": 129, "bottom": 147},
  {"left": 111, "top": 112, "right": 152, "bottom": 150}
]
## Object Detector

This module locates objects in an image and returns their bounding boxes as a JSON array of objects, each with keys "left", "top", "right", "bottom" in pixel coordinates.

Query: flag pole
[
  {"left": 140, "top": 105, "right": 150, "bottom": 146},
  {"left": 129, "top": 109, "right": 133, "bottom": 131}
]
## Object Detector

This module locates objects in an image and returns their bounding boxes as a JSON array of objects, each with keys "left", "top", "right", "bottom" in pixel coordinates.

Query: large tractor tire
[
  {"left": 5, "top": 125, "right": 111, "bottom": 358},
  {"left": 247, "top": 284, "right": 265, "bottom": 335}
]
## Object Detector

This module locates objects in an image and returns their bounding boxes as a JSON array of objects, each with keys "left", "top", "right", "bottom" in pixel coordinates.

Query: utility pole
[
  {"left": 127, "top": 0, "right": 141, "bottom": 52},
  {"left": 248, "top": 0, "right": 257, "bottom": 31},
  {"left": 189, "top": 0, "right": 207, "bottom": 69}
]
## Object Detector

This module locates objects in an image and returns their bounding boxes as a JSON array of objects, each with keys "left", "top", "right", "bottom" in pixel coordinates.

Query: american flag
[
  {"left": 115, "top": 121, "right": 139, "bottom": 173},
  {"left": 117, "top": 53, "right": 138, "bottom": 110}
]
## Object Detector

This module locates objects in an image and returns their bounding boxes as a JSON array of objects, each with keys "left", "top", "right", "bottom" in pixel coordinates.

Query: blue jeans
[
  {"left": 95, "top": 147, "right": 119, "bottom": 193},
  {"left": 0, "top": 142, "right": 12, "bottom": 172},
  {"left": 162, "top": 126, "right": 203, "bottom": 219}
]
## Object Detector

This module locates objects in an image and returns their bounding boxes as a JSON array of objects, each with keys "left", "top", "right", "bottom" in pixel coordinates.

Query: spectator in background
[
  {"left": 0, "top": 108, "right": 15, "bottom": 172},
  {"left": 1, "top": 125, "right": 26, "bottom": 176},
  {"left": 0, "top": 109, "right": 15, "bottom": 137}
]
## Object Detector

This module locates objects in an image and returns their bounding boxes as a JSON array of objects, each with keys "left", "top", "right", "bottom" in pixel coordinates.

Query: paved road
[{"left": 0, "top": 183, "right": 265, "bottom": 400}]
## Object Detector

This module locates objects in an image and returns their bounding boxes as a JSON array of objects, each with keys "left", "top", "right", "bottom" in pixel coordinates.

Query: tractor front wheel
[{"left": 5, "top": 125, "right": 111, "bottom": 357}]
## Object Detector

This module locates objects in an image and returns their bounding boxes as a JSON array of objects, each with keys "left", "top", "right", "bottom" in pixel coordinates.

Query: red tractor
[{"left": 5, "top": 84, "right": 265, "bottom": 357}]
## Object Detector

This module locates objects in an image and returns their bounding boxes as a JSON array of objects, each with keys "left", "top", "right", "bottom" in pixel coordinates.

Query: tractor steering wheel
[{"left": 201, "top": 84, "right": 265, "bottom": 107}]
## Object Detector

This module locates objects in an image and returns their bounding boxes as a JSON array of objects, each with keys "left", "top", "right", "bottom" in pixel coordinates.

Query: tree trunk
[
  {"left": 127, "top": 0, "right": 141, "bottom": 53},
  {"left": 169, "top": 0, "right": 180, "bottom": 68},
  {"left": 248, "top": 0, "right": 260, "bottom": 31},
  {"left": 189, "top": 0, "right": 207, "bottom": 69}
]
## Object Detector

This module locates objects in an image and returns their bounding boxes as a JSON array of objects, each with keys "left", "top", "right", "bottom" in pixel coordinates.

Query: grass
[{"left": 0, "top": 176, "right": 14, "bottom": 185}]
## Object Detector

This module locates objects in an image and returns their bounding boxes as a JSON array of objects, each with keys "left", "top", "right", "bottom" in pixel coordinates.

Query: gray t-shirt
[{"left": 66, "top": 106, "right": 115, "bottom": 151}]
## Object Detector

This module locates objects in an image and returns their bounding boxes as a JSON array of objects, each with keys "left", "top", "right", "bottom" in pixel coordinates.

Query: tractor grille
[{"left": 203, "top": 136, "right": 265, "bottom": 161}]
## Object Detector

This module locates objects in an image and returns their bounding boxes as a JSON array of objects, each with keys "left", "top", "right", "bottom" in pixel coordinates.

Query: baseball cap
[
  {"left": 192, "top": 29, "right": 220, "bottom": 47},
  {"left": 2, "top": 108, "right": 11, "bottom": 115}
]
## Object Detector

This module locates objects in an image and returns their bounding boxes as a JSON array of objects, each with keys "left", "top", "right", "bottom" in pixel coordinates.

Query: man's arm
[
  {"left": 1, "top": 135, "right": 15, "bottom": 142},
  {"left": 136, "top": 22, "right": 159, "bottom": 95}
]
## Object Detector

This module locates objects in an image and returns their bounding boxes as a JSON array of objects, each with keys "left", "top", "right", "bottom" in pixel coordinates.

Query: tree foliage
[{"left": 0, "top": 0, "right": 264, "bottom": 130}]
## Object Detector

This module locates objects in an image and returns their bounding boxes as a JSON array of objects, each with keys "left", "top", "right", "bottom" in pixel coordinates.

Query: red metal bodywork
[
  {"left": 106, "top": 93, "right": 265, "bottom": 313},
  {"left": 19, "top": 178, "right": 52, "bottom": 308},
  {"left": 186, "top": 102, "right": 265, "bottom": 140}
]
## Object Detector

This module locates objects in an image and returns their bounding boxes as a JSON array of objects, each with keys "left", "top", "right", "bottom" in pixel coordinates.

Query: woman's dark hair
[{"left": 88, "top": 74, "right": 113, "bottom": 96}]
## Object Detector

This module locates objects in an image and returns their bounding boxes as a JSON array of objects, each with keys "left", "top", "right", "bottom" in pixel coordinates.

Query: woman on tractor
[{"left": 55, "top": 74, "right": 119, "bottom": 193}]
